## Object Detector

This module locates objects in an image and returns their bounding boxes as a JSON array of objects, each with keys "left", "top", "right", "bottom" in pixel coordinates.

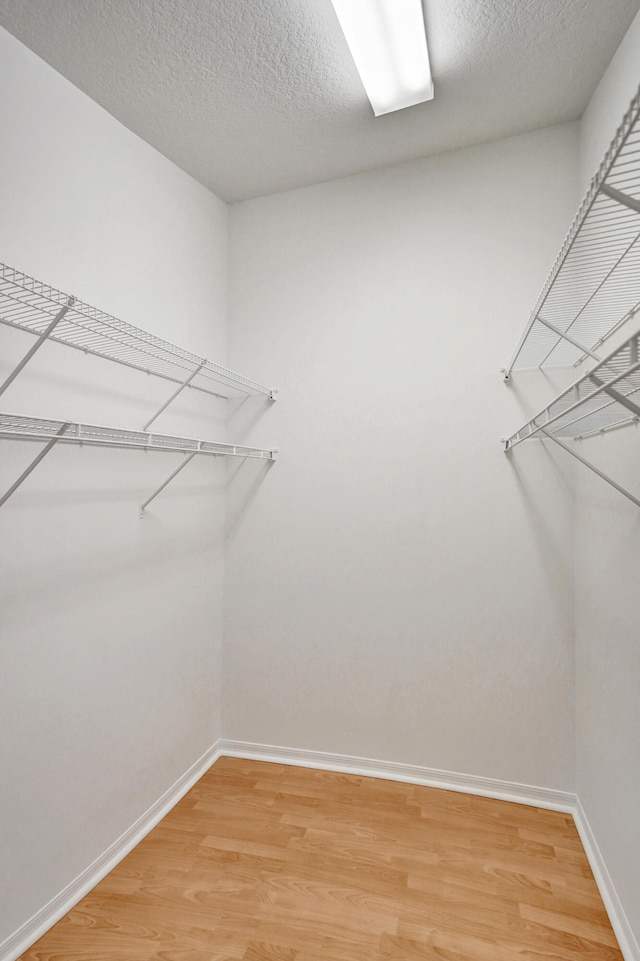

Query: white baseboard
[
  {"left": 573, "top": 798, "right": 640, "bottom": 961},
  {"left": 219, "top": 738, "right": 576, "bottom": 812},
  {"left": 0, "top": 741, "right": 221, "bottom": 961}
]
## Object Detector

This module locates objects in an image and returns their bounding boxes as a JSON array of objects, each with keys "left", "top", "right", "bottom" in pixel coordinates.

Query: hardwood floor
[{"left": 19, "top": 757, "right": 623, "bottom": 960}]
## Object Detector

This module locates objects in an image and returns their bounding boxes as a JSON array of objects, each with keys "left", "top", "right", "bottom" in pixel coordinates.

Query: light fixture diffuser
[{"left": 330, "top": 0, "right": 434, "bottom": 116}]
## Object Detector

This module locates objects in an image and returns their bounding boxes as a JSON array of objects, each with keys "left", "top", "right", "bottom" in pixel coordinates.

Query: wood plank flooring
[{"left": 18, "top": 757, "right": 623, "bottom": 960}]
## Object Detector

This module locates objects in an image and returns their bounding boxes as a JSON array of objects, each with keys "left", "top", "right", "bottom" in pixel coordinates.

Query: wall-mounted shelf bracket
[
  {"left": 601, "top": 183, "right": 640, "bottom": 215},
  {"left": 536, "top": 315, "right": 602, "bottom": 363},
  {"left": 540, "top": 428, "right": 640, "bottom": 509},
  {"left": 589, "top": 372, "right": 640, "bottom": 417},
  {"left": 139, "top": 449, "right": 199, "bottom": 517},
  {"left": 143, "top": 361, "right": 208, "bottom": 430},
  {"left": 0, "top": 421, "right": 70, "bottom": 507},
  {"left": 0, "top": 298, "right": 74, "bottom": 397},
  {"left": 502, "top": 421, "right": 640, "bottom": 506},
  {"left": 139, "top": 440, "right": 278, "bottom": 516}
]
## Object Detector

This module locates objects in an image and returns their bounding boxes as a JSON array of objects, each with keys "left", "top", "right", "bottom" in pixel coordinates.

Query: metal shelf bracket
[
  {"left": 0, "top": 421, "right": 70, "bottom": 508},
  {"left": 589, "top": 373, "right": 640, "bottom": 418},
  {"left": 143, "top": 361, "right": 208, "bottom": 430},
  {"left": 540, "top": 428, "right": 640, "bottom": 509},
  {"left": 536, "top": 315, "right": 602, "bottom": 363},
  {"left": 0, "top": 298, "right": 74, "bottom": 397},
  {"left": 139, "top": 449, "right": 199, "bottom": 517},
  {"left": 601, "top": 183, "right": 640, "bottom": 215},
  {"left": 502, "top": 425, "right": 640, "bottom": 507}
]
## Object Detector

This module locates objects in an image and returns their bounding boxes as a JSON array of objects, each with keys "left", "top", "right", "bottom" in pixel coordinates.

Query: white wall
[
  {"left": 225, "top": 124, "right": 578, "bottom": 790},
  {"left": 576, "top": 9, "right": 640, "bottom": 951},
  {"left": 5, "top": 6, "right": 637, "bottom": 955},
  {"left": 0, "top": 28, "right": 228, "bottom": 947}
]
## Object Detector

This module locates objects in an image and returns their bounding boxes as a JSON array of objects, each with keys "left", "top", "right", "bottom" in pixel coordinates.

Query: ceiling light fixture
[{"left": 329, "top": 0, "right": 434, "bottom": 117}]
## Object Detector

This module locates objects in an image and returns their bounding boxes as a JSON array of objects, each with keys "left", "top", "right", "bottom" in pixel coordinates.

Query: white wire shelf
[
  {"left": 504, "top": 330, "right": 640, "bottom": 508},
  {"left": 0, "top": 261, "right": 276, "bottom": 402},
  {"left": 0, "top": 413, "right": 276, "bottom": 458},
  {"left": 0, "top": 412, "right": 277, "bottom": 514},
  {"left": 505, "top": 83, "right": 640, "bottom": 375},
  {"left": 504, "top": 330, "right": 640, "bottom": 449}
]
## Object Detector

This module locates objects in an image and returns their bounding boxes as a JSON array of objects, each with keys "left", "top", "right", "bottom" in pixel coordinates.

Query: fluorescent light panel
[{"left": 330, "top": 0, "right": 433, "bottom": 116}]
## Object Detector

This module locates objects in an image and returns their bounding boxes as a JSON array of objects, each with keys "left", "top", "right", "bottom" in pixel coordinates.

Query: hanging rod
[
  {"left": 0, "top": 412, "right": 277, "bottom": 515},
  {"left": 0, "top": 262, "right": 278, "bottom": 406},
  {"left": 503, "top": 83, "right": 640, "bottom": 377}
]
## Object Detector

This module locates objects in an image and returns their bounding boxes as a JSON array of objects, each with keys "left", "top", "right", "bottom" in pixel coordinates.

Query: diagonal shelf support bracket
[
  {"left": 143, "top": 361, "right": 207, "bottom": 431},
  {"left": 600, "top": 182, "right": 640, "bottom": 216},
  {"left": 139, "top": 449, "right": 199, "bottom": 518},
  {"left": 502, "top": 317, "right": 602, "bottom": 381},
  {"left": 0, "top": 299, "right": 74, "bottom": 397},
  {"left": 589, "top": 373, "right": 640, "bottom": 418},
  {"left": 0, "top": 422, "right": 70, "bottom": 508},
  {"left": 536, "top": 315, "right": 602, "bottom": 363},
  {"left": 540, "top": 428, "right": 640, "bottom": 509}
]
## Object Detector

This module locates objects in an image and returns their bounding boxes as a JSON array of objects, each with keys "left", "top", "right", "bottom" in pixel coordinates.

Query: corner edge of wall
[{"left": 573, "top": 797, "right": 640, "bottom": 961}]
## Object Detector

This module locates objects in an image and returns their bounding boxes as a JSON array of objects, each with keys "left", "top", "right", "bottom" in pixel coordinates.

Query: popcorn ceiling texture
[{"left": 0, "top": 0, "right": 638, "bottom": 202}]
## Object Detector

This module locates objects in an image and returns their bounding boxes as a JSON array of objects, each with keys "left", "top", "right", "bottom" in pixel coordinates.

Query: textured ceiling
[{"left": 0, "top": 0, "right": 639, "bottom": 202}]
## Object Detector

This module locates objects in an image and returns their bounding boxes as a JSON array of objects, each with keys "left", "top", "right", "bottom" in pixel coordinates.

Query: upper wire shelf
[
  {"left": 504, "top": 329, "right": 640, "bottom": 449},
  {"left": 505, "top": 83, "right": 640, "bottom": 376},
  {"left": 0, "top": 262, "right": 276, "bottom": 401}
]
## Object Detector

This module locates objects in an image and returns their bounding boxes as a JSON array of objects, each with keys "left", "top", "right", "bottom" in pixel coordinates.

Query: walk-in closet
[{"left": 1, "top": 2, "right": 639, "bottom": 960}]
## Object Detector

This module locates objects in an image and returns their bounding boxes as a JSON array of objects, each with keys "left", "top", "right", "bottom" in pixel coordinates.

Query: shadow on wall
[
  {"left": 225, "top": 458, "right": 274, "bottom": 543},
  {"left": 2, "top": 496, "right": 223, "bottom": 598},
  {"left": 505, "top": 441, "right": 573, "bottom": 626},
  {"left": 225, "top": 392, "right": 277, "bottom": 542},
  {"left": 227, "top": 394, "right": 274, "bottom": 435}
]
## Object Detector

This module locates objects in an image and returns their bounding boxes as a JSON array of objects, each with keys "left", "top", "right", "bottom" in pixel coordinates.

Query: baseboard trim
[
  {"left": 0, "top": 741, "right": 222, "bottom": 961},
  {"left": 219, "top": 738, "right": 576, "bottom": 812},
  {"left": 573, "top": 798, "right": 640, "bottom": 961}
]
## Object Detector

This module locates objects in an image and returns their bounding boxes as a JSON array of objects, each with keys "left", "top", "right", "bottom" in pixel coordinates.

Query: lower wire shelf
[
  {"left": 0, "top": 412, "right": 277, "bottom": 515},
  {"left": 503, "top": 329, "right": 640, "bottom": 508},
  {"left": 504, "top": 330, "right": 640, "bottom": 448}
]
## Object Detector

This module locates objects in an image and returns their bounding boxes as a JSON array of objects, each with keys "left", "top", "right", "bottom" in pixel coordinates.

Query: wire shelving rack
[
  {"left": 0, "top": 413, "right": 277, "bottom": 515},
  {"left": 503, "top": 85, "right": 640, "bottom": 508},
  {"left": 504, "top": 83, "right": 640, "bottom": 377},
  {"left": 505, "top": 328, "right": 640, "bottom": 442},
  {"left": 0, "top": 262, "right": 277, "bottom": 407},
  {"left": 0, "top": 260, "right": 279, "bottom": 514}
]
